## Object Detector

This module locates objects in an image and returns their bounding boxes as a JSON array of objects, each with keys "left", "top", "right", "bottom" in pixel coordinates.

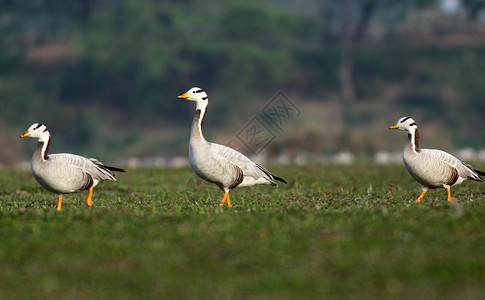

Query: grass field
[{"left": 1, "top": 163, "right": 485, "bottom": 299}]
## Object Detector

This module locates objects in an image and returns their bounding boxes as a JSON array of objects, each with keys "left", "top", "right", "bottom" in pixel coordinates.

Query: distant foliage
[{"left": 1, "top": 0, "right": 485, "bottom": 162}]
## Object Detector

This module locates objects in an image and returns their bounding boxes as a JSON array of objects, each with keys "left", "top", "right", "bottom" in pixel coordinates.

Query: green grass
[{"left": 1, "top": 164, "right": 485, "bottom": 299}]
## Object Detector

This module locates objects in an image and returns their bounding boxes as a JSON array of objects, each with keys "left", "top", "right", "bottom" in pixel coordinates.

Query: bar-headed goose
[
  {"left": 178, "top": 87, "right": 287, "bottom": 207},
  {"left": 389, "top": 117, "right": 484, "bottom": 202},
  {"left": 20, "top": 123, "right": 125, "bottom": 211}
]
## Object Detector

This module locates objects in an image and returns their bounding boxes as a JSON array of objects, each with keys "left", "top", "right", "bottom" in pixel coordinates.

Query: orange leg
[
  {"left": 446, "top": 187, "right": 452, "bottom": 202},
  {"left": 86, "top": 187, "right": 94, "bottom": 207},
  {"left": 226, "top": 194, "right": 232, "bottom": 207},
  {"left": 57, "top": 195, "right": 63, "bottom": 211},
  {"left": 220, "top": 192, "right": 232, "bottom": 208},
  {"left": 415, "top": 190, "right": 427, "bottom": 203}
]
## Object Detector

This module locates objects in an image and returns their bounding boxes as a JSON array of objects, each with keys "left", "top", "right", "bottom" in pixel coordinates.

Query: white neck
[
  {"left": 38, "top": 131, "right": 50, "bottom": 143},
  {"left": 407, "top": 128, "right": 419, "bottom": 153},
  {"left": 195, "top": 100, "right": 208, "bottom": 112},
  {"left": 191, "top": 107, "right": 207, "bottom": 144},
  {"left": 37, "top": 133, "right": 51, "bottom": 161}
]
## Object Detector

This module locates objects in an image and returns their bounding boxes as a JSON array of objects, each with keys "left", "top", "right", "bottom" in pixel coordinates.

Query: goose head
[
  {"left": 20, "top": 123, "right": 50, "bottom": 142},
  {"left": 178, "top": 87, "right": 208, "bottom": 110},
  {"left": 389, "top": 117, "right": 418, "bottom": 133}
]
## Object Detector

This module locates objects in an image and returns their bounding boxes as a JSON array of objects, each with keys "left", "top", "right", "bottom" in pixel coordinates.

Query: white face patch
[
  {"left": 25, "top": 123, "right": 50, "bottom": 141},
  {"left": 185, "top": 87, "right": 209, "bottom": 103},
  {"left": 396, "top": 117, "right": 417, "bottom": 131}
]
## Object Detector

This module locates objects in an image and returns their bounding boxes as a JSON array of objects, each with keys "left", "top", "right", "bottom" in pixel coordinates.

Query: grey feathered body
[
  {"left": 31, "top": 141, "right": 117, "bottom": 194},
  {"left": 403, "top": 136, "right": 482, "bottom": 189},
  {"left": 189, "top": 109, "right": 277, "bottom": 191}
]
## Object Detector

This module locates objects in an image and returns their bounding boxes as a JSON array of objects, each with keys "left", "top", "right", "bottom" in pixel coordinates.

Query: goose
[
  {"left": 20, "top": 123, "right": 125, "bottom": 211},
  {"left": 389, "top": 117, "right": 484, "bottom": 202},
  {"left": 178, "top": 87, "right": 287, "bottom": 207}
]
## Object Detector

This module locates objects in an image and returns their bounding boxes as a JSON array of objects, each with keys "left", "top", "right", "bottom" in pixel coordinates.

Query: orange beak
[
  {"left": 389, "top": 124, "right": 398, "bottom": 130},
  {"left": 20, "top": 131, "right": 31, "bottom": 138},
  {"left": 178, "top": 92, "right": 189, "bottom": 99}
]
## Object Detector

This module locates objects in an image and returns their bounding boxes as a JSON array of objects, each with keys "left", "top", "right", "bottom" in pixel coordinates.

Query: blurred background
[{"left": 1, "top": 0, "right": 485, "bottom": 168}]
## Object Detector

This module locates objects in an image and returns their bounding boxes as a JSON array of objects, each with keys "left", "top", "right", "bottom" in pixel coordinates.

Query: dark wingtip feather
[
  {"left": 105, "top": 166, "right": 126, "bottom": 173},
  {"left": 475, "top": 169, "right": 485, "bottom": 181},
  {"left": 475, "top": 169, "right": 485, "bottom": 176},
  {"left": 273, "top": 175, "right": 287, "bottom": 184}
]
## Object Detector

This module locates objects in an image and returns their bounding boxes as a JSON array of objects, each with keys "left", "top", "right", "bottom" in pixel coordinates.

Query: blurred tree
[
  {"left": 0, "top": 0, "right": 90, "bottom": 45},
  {"left": 78, "top": 0, "right": 315, "bottom": 117},
  {"left": 322, "top": 0, "right": 438, "bottom": 103},
  {"left": 2, "top": 0, "right": 485, "bottom": 162},
  {"left": 338, "top": 0, "right": 377, "bottom": 103},
  {"left": 460, "top": 0, "right": 485, "bottom": 19},
  {"left": 217, "top": 1, "right": 315, "bottom": 95},
  {"left": 79, "top": 1, "right": 194, "bottom": 115}
]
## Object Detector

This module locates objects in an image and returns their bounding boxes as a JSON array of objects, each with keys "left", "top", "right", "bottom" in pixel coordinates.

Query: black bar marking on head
[
  {"left": 202, "top": 96, "right": 208, "bottom": 100},
  {"left": 34, "top": 123, "right": 43, "bottom": 130},
  {"left": 195, "top": 89, "right": 205, "bottom": 93},
  {"left": 409, "top": 122, "right": 417, "bottom": 126},
  {"left": 400, "top": 117, "right": 411, "bottom": 123}
]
